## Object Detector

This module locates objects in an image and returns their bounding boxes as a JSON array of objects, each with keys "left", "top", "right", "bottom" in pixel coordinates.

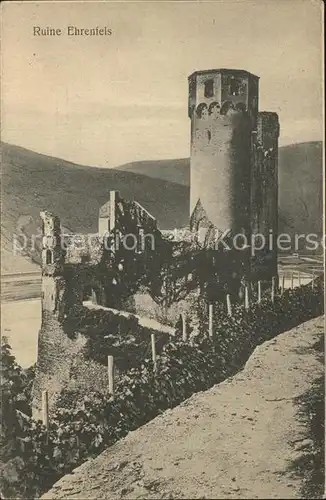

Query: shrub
[
  {"left": 65, "top": 305, "right": 169, "bottom": 372},
  {"left": 2, "top": 278, "right": 324, "bottom": 499},
  {"left": 0, "top": 339, "right": 36, "bottom": 498}
]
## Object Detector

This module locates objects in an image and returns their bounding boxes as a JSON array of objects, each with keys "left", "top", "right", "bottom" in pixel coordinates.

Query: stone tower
[
  {"left": 40, "top": 211, "right": 65, "bottom": 317},
  {"left": 251, "top": 111, "right": 280, "bottom": 279},
  {"left": 188, "top": 68, "right": 259, "bottom": 238}
]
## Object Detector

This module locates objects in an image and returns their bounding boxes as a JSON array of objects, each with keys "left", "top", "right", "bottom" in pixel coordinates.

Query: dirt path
[{"left": 42, "top": 316, "right": 324, "bottom": 499}]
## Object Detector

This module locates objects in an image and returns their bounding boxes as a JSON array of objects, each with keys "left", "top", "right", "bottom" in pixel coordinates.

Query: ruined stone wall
[
  {"left": 32, "top": 311, "right": 109, "bottom": 419},
  {"left": 256, "top": 111, "right": 279, "bottom": 238},
  {"left": 131, "top": 288, "right": 200, "bottom": 327},
  {"left": 32, "top": 303, "right": 173, "bottom": 418},
  {"left": 33, "top": 196, "right": 171, "bottom": 416},
  {"left": 39, "top": 194, "right": 162, "bottom": 313},
  {"left": 251, "top": 112, "right": 279, "bottom": 279},
  {"left": 34, "top": 96, "right": 280, "bottom": 414},
  {"left": 63, "top": 234, "right": 105, "bottom": 266}
]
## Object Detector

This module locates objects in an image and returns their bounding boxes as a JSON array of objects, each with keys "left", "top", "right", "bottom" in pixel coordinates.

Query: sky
[{"left": 1, "top": 0, "right": 324, "bottom": 168}]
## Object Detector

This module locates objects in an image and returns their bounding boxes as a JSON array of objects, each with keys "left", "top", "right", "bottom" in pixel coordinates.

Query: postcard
[{"left": 1, "top": 1, "right": 324, "bottom": 498}]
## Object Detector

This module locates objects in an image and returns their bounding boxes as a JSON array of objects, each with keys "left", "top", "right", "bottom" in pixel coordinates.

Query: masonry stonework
[
  {"left": 32, "top": 192, "right": 165, "bottom": 418},
  {"left": 33, "top": 68, "right": 280, "bottom": 417},
  {"left": 189, "top": 68, "right": 279, "bottom": 281},
  {"left": 251, "top": 112, "right": 280, "bottom": 279}
]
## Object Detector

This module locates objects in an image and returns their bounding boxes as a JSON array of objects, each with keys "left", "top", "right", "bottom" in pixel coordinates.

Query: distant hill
[
  {"left": 115, "top": 158, "right": 190, "bottom": 186},
  {"left": 1, "top": 141, "right": 323, "bottom": 273},
  {"left": 277, "top": 142, "right": 323, "bottom": 238},
  {"left": 117, "top": 141, "right": 323, "bottom": 248},
  {"left": 1, "top": 143, "right": 189, "bottom": 273}
]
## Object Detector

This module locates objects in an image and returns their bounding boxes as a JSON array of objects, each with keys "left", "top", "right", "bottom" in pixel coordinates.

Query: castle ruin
[
  {"left": 189, "top": 68, "right": 279, "bottom": 280},
  {"left": 32, "top": 68, "right": 279, "bottom": 417}
]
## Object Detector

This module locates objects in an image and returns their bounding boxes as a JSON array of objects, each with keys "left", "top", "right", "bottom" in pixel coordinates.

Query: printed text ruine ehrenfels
[{"left": 33, "top": 26, "right": 113, "bottom": 36}]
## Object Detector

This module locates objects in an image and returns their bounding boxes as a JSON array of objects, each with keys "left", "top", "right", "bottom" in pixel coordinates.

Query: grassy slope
[
  {"left": 1, "top": 141, "right": 323, "bottom": 273},
  {"left": 1, "top": 143, "right": 189, "bottom": 273},
  {"left": 115, "top": 158, "right": 190, "bottom": 186},
  {"left": 277, "top": 142, "right": 323, "bottom": 236}
]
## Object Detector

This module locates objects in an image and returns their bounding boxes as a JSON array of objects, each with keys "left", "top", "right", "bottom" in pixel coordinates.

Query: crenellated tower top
[
  {"left": 40, "top": 211, "right": 64, "bottom": 276},
  {"left": 188, "top": 68, "right": 259, "bottom": 128}
]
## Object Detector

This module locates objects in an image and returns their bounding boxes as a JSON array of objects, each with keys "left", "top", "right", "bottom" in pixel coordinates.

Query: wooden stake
[
  {"left": 281, "top": 274, "right": 285, "bottom": 294},
  {"left": 42, "top": 390, "right": 49, "bottom": 440},
  {"left": 208, "top": 303, "right": 214, "bottom": 337},
  {"left": 151, "top": 333, "right": 157, "bottom": 372},
  {"left": 91, "top": 289, "right": 97, "bottom": 305},
  {"left": 107, "top": 355, "right": 114, "bottom": 395},
  {"left": 257, "top": 281, "right": 262, "bottom": 304},
  {"left": 298, "top": 271, "right": 301, "bottom": 286},
  {"left": 291, "top": 272, "right": 294, "bottom": 289},
  {"left": 244, "top": 286, "right": 249, "bottom": 311},
  {"left": 181, "top": 313, "right": 187, "bottom": 342},
  {"left": 226, "top": 294, "right": 232, "bottom": 317},
  {"left": 109, "top": 190, "right": 116, "bottom": 232},
  {"left": 271, "top": 276, "right": 275, "bottom": 303},
  {"left": 312, "top": 270, "right": 315, "bottom": 289},
  {"left": 138, "top": 228, "right": 145, "bottom": 253}
]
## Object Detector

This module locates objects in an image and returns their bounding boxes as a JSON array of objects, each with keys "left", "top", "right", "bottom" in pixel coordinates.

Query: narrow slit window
[
  {"left": 230, "top": 78, "right": 241, "bottom": 96},
  {"left": 46, "top": 249, "right": 53, "bottom": 264},
  {"left": 204, "top": 79, "right": 214, "bottom": 98}
]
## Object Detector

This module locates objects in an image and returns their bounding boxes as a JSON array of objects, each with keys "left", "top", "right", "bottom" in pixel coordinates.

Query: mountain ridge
[{"left": 1, "top": 141, "right": 323, "bottom": 273}]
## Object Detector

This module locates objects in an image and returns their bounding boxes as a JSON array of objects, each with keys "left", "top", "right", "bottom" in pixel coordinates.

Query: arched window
[
  {"left": 46, "top": 249, "right": 53, "bottom": 265},
  {"left": 91, "top": 288, "right": 98, "bottom": 305},
  {"left": 236, "top": 102, "right": 246, "bottom": 112},
  {"left": 204, "top": 79, "right": 214, "bottom": 98},
  {"left": 220, "top": 101, "right": 234, "bottom": 115},
  {"left": 229, "top": 78, "right": 241, "bottom": 96}
]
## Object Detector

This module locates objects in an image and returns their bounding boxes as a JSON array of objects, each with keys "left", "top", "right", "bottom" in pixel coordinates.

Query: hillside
[
  {"left": 115, "top": 158, "right": 190, "bottom": 186},
  {"left": 1, "top": 141, "right": 323, "bottom": 274},
  {"left": 1, "top": 143, "right": 189, "bottom": 273},
  {"left": 277, "top": 142, "right": 323, "bottom": 237},
  {"left": 42, "top": 316, "right": 324, "bottom": 499}
]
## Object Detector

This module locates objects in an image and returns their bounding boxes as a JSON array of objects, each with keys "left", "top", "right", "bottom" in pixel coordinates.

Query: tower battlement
[
  {"left": 40, "top": 211, "right": 64, "bottom": 277},
  {"left": 257, "top": 111, "right": 280, "bottom": 143},
  {"left": 189, "top": 68, "right": 259, "bottom": 236},
  {"left": 189, "top": 67, "right": 279, "bottom": 281},
  {"left": 188, "top": 68, "right": 259, "bottom": 126}
]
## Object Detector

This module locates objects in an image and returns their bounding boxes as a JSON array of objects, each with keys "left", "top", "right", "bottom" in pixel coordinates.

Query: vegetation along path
[{"left": 43, "top": 315, "right": 324, "bottom": 499}]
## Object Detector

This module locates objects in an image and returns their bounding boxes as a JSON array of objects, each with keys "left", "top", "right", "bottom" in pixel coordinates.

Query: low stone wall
[
  {"left": 129, "top": 289, "right": 200, "bottom": 327},
  {"left": 32, "top": 304, "right": 174, "bottom": 419},
  {"left": 31, "top": 313, "right": 108, "bottom": 420},
  {"left": 41, "top": 315, "right": 324, "bottom": 500}
]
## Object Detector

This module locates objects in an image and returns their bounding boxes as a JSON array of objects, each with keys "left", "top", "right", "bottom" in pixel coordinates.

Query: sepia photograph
[{"left": 1, "top": 1, "right": 324, "bottom": 498}]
